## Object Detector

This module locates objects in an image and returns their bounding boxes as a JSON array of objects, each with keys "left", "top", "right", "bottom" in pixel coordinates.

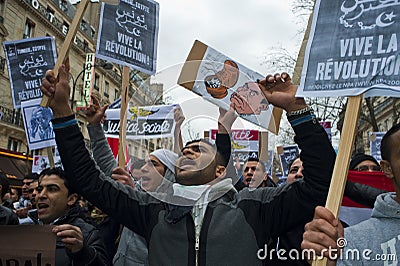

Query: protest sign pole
[
  {"left": 40, "top": 0, "right": 90, "bottom": 108},
  {"left": 118, "top": 66, "right": 130, "bottom": 167},
  {"left": 46, "top": 147, "right": 55, "bottom": 168},
  {"left": 313, "top": 96, "right": 362, "bottom": 266}
]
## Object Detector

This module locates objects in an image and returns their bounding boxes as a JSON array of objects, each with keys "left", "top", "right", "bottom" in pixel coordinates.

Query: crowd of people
[{"left": 0, "top": 59, "right": 398, "bottom": 265}]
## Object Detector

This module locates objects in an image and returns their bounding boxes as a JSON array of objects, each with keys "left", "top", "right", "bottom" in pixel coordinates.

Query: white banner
[{"left": 103, "top": 104, "right": 177, "bottom": 139}]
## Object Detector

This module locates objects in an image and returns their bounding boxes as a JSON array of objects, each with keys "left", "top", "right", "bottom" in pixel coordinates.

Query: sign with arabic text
[
  {"left": 298, "top": 0, "right": 400, "bottom": 97},
  {"left": 104, "top": 104, "right": 177, "bottom": 139},
  {"left": 3, "top": 37, "right": 57, "bottom": 108},
  {"left": 96, "top": 0, "right": 159, "bottom": 75}
]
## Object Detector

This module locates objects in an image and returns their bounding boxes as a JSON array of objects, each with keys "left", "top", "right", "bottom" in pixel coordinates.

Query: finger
[
  {"left": 91, "top": 95, "right": 100, "bottom": 106},
  {"left": 53, "top": 224, "right": 80, "bottom": 233},
  {"left": 101, "top": 104, "right": 109, "bottom": 114},
  {"left": 281, "top": 72, "right": 291, "bottom": 82},
  {"left": 112, "top": 167, "right": 129, "bottom": 175},
  {"left": 265, "top": 74, "right": 275, "bottom": 84},
  {"left": 303, "top": 228, "right": 338, "bottom": 250},
  {"left": 274, "top": 73, "right": 284, "bottom": 84},
  {"left": 58, "top": 63, "right": 69, "bottom": 82},
  {"left": 314, "top": 206, "right": 338, "bottom": 226},
  {"left": 305, "top": 218, "right": 339, "bottom": 242}
]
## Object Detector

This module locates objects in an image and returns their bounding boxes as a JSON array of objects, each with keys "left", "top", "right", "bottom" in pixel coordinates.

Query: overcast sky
[
  {"left": 70, "top": 0, "right": 305, "bottom": 141},
  {"left": 155, "top": 0, "right": 302, "bottom": 73}
]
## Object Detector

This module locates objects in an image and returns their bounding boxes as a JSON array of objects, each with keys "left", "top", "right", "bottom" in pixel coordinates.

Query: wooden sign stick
[
  {"left": 46, "top": 147, "right": 55, "bottom": 168},
  {"left": 118, "top": 66, "right": 130, "bottom": 167},
  {"left": 40, "top": 0, "right": 90, "bottom": 107},
  {"left": 313, "top": 95, "right": 362, "bottom": 266}
]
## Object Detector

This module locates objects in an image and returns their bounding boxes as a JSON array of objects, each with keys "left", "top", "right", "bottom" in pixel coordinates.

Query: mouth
[{"left": 37, "top": 202, "right": 49, "bottom": 212}]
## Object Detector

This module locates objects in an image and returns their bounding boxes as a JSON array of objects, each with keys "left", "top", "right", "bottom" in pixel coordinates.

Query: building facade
[{"left": 0, "top": 0, "right": 171, "bottom": 180}]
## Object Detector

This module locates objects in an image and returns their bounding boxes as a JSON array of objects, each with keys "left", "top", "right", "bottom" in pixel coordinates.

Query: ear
[
  {"left": 67, "top": 193, "right": 78, "bottom": 207},
  {"left": 380, "top": 160, "right": 394, "bottom": 179},
  {"left": 215, "top": 165, "right": 226, "bottom": 178}
]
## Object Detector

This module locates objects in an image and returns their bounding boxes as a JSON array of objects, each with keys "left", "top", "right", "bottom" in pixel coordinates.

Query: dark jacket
[
  {"left": 53, "top": 206, "right": 109, "bottom": 266},
  {"left": 0, "top": 205, "right": 19, "bottom": 225},
  {"left": 54, "top": 118, "right": 335, "bottom": 265}
]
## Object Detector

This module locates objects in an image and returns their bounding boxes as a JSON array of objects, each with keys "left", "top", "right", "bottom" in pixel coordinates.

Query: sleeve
[
  {"left": 69, "top": 228, "right": 110, "bottom": 266},
  {"left": 344, "top": 181, "right": 386, "bottom": 208},
  {"left": 245, "top": 119, "right": 336, "bottom": 238},
  {"left": 53, "top": 120, "right": 156, "bottom": 238},
  {"left": 87, "top": 124, "right": 117, "bottom": 176}
]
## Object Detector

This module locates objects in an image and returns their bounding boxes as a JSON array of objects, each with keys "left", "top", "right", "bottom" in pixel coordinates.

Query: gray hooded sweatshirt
[{"left": 338, "top": 192, "right": 400, "bottom": 265}]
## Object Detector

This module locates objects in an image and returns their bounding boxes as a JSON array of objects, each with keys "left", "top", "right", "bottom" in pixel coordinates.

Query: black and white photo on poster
[
  {"left": 103, "top": 104, "right": 177, "bottom": 139},
  {"left": 279, "top": 145, "right": 300, "bottom": 177},
  {"left": 21, "top": 98, "right": 56, "bottom": 151},
  {"left": 298, "top": 0, "right": 400, "bottom": 97},
  {"left": 96, "top": 0, "right": 159, "bottom": 75},
  {"left": 2, "top": 37, "right": 57, "bottom": 108}
]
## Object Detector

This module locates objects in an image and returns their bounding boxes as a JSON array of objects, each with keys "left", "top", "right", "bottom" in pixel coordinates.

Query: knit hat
[
  {"left": 150, "top": 149, "right": 178, "bottom": 174},
  {"left": 349, "top": 153, "right": 379, "bottom": 170}
]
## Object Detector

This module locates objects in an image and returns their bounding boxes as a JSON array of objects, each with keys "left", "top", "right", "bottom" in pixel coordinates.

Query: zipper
[{"left": 195, "top": 236, "right": 200, "bottom": 266}]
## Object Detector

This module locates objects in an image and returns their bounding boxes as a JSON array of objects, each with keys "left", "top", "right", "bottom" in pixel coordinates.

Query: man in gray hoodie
[{"left": 301, "top": 123, "right": 400, "bottom": 265}]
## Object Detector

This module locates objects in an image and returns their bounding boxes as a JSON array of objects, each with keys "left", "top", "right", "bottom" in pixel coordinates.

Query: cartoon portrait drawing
[
  {"left": 30, "top": 106, "right": 53, "bottom": 140},
  {"left": 204, "top": 59, "right": 239, "bottom": 99},
  {"left": 230, "top": 82, "right": 269, "bottom": 115}
]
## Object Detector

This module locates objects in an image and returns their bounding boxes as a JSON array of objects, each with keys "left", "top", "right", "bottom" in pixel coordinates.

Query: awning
[{"left": 0, "top": 150, "right": 32, "bottom": 187}]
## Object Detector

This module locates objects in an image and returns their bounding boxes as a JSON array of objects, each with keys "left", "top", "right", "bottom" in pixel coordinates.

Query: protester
[
  {"left": 10, "top": 188, "right": 19, "bottom": 203},
  {"left": 0, "top": 172, "right": 19, "bottom": 224},
  {"left": 37, "top": 167, "right": 109, "bottom": 265},
  {"left": 302, "top": 123, "right": 400, "bottom": 265},
  {"left": 349, "top": 152, "right": 380, "bottom": 172},
  {"left": 241, "top": 157, "right": 276, "bottom": 188},
  {"left": 85, "top": 95, "right": 179, "bottom": 264},
  {"left": 41, "top": 59, "right": 335, "bottom": 264}
]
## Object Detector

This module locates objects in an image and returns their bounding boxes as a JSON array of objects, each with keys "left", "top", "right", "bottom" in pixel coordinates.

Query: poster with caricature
[
  {"left": 21, "top": 98, "right": 56, "bottom": 150},
  {"left": 178, "top": 40, "right": 281, "bottom": 133},
  {"left": 96, "top": 0, "right": 159, "bottom": 75},
  {"left": 298, "top": 0, "right": 400, "bottom": 97},
  {"left": 3, "top": 37, "right": 57, "bottom": 108}
]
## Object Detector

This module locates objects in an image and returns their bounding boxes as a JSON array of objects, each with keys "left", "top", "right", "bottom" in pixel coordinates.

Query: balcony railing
[{"left": 0, "top": 106, "right": 24, "bottom": 128}]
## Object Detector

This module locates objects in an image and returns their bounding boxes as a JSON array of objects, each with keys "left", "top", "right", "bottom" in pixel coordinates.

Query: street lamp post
[{"left": 70, "top": 62, "right": 113, "bottom": 109}]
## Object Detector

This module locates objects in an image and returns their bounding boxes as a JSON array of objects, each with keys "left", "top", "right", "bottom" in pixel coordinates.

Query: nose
[{"left": 295, "top": 169, "right": 304, "bottom": 179}]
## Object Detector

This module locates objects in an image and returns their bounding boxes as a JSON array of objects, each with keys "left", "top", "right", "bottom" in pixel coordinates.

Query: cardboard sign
[
  {"left": 370, "top": 131, "right": 385, "bottom": 162},
  {"left": 104, "top": 104, "right": 177, "bottom": 139},
  {"left": 3, "top": 37, "right": 57, "bottom": 108},
  {"left": 277, "top": 145, "right": 300, "bottom": 177},
  {"left": 0, "top": 225, "right": 56, "bottom": 265},
  {"left": 178, "top": 40, "right": 282, "bottom": 134},
  {"left": 96, "top": 0, "right": 160, "bottom": 75},
  {"left": 298, "top": 0, "right": 400, "bottom": 97}
]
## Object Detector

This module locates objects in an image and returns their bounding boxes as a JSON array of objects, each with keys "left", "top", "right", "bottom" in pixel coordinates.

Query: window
[
  {"left": 94, "top": 74, "right": 100, "bottom": 91},
  {"left": 104, "top": 81, "right": 109, "bottom": 98},
  {"left": 80, "top": 20, "right": 87, "bottom": 32},
  {"left": 60, "top": 0, "right": 68, "bottom": 12},
  {"left": 7, "top": 138, "right": 21, "bottom": 152},
  {"left": 23, "top": 19, "right": 35, "bottom": 39}
]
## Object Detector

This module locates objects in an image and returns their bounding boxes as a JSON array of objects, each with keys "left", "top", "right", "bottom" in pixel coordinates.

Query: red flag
[{"left": 342, "top": 170, "right": 395, "bottom": 208}]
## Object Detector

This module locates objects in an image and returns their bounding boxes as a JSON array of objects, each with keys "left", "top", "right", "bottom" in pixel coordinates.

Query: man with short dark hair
[
  {"left": 41, "top": 62, "right": 336, "bottom": 264},
  {"left": 242, "top": 157, "right": 276, "bottom": 188},
  {"left": 37, "top": 167, "right": 109, "bottom": 265}
]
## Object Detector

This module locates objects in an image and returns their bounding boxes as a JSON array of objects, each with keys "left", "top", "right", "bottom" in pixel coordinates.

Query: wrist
[{"left": 52, "top": 104, "right": 73, "bottom": 119}]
